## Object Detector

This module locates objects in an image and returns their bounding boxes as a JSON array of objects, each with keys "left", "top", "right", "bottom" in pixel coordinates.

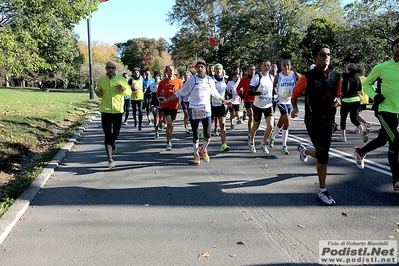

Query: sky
[
  {"left": 74, "top": 0, "right": 353, "bottom": 45},
  {"left": 74, "top": 0, "right": 179, "bottom": 45}
]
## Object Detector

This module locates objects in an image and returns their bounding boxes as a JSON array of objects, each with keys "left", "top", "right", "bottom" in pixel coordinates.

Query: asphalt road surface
[{"left": 1, "top": 102, "right": 398, "bottom": 265}]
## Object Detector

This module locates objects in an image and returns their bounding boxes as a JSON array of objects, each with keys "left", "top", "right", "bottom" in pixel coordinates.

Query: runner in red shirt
[
  {"left": 157, "top": 65, "right": 183, "bottom": 151},
  {"left": 236, "top": 64, "right": 256, "bottom": 139}
]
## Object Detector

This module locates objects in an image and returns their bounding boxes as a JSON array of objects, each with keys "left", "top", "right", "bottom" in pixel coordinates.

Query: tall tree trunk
[{"left": 5, "top": 72, "right": 9, "bottom": 87}]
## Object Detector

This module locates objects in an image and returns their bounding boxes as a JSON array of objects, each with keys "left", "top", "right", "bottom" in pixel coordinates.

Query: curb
[{"left": 0, "top": 113, "right": 99, "bottom": 245}]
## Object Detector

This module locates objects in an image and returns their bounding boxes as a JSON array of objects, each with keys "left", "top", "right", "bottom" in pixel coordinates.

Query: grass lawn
[{"left": 0, "top": 87, "right": 99, "bottom": 216}]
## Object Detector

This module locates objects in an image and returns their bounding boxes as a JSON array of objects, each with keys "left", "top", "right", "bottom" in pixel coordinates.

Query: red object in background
[
  {"left": 209, "top": 36, "right": 216, "bottom": 47},
  {"left": 144, "top": 56, "right": 150, "bottom": 63},
  {"left": 192, "top": 61, "right": 196, "bottom": 68},
  {"left": 101, "top": 0, "right": 108, "bottom": 2}
]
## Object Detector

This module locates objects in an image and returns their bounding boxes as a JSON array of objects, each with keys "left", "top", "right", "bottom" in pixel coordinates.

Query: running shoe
[
  {"left": 318, "top": 189, "right": 336, "bottom": 205},
  {"left": 281, "top": 146, "right": 289, "bottom": 155},
  {"left": 185, "top": 127, "right": 190, "bottom": 134},
  {"left": 149, "top": 120, "right": 153, "bottom": 126},
  {"left": 236, "top": 119, "right": 241, "bottom": 124},
  {"left": 123, "top": 121, "right": 128, "bottom": 125},
  {"left": 134, "top": 122, "right": 137, "bottom": 128},
  {"left": 200, "top": 147, "right": 210, "bottom": 162},
  {"left": 362, "top": 130, "right": 369, "bottom": 143},
  {"left": 112, "top": 145, "right": 118, "bottom": 155},
  {"left": 297, "top": 144, "right": 309, "bottom": 163},
  {"left": 354, "top": 147, "right": 365, "bottom": 169},
  {"left": 166, "top": 142, "right": 172, "bottom": 151},
  {"left": 269, "top": 138, "right": 275, "bottom": 148},
  {"left": 354, "top": 127, "right": 360, "bottom": 134},
  {"left": 332, "top": 122, "right": 338, "bottom": 133},
  {"left": 193, "top": 153, "right": 201, "bottom": 164},
  {"left": 138, "top": 126, "right": 142, "bottom": 131},
  {"left": 221, "top": 143, "right": 230, "bottom": 152},
  {"left": 158, "top": 122, "right": 164, "bottom": 130},
  {"left": 214, "top": 130, "right": 220, "bottom": 136},
  {"left": 154, "top": 132, "right": 159, "bottom": 140},
  {"left": 230, "top": 125, "right": 235, "bottom": 130},
  {"left": 394, "top": 179, "right": 399, "bottom": 192},
  {"left": 259, "top": 141, "right": 269, "bottom": 154},
  {"left": 336, "top": 136, "right": 347, "bottom": 142},
  {"left": 108, "top": 159, "right": 116, "bottom": 169},
  {"left": 248, "top": 141, "right": 256, "bottom": 153},
  {"left": 365, "top": 122, "right": 372, "bottom": 131}
]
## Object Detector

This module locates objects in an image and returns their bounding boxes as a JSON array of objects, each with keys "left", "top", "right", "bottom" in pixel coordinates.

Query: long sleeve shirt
[
  {"left": 364, "top": 59, "right": 399, "bottom": 113},
  {"left": 97, "top": 75, "right": 132, "bottom": 114}
]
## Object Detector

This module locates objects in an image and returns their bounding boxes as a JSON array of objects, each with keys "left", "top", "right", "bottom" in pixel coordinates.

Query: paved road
[{"left": 1, "top": 103, "right": 398, "bottom": 265}]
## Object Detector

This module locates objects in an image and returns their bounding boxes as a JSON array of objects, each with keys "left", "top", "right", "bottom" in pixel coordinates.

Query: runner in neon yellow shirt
[
  {"left": 359, "top": 38, "right": 399, "bottom": 191},
  {"left": 96, "top": 61, "right": 131, "bottom": 169}
]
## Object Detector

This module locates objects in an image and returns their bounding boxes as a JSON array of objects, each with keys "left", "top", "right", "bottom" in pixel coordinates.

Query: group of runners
[{"left": 96, "top": 39, "right": 399, "bottom": 205}]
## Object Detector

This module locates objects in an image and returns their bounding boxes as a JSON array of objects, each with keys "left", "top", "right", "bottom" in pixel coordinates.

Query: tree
[
  {"left": 337, "top": 0, "right": 399, "bottom": 71},
  {"left": 167, "top": 0, "right": 345, "bottom": 73},
  {"left": 0, "top": 0, "right": 100, "bottom": 78},
  {"left": 167, "top": 0, "right": 228, "bottom": 69},
  {"left": 116, "top": 38, "right": 169, "bottom": 73},
  {"left": 76, "top": 41, "right": 128, "bottom": 90}
]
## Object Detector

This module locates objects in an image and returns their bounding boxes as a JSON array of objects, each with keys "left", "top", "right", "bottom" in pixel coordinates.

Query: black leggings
[
  {"left": 190, "top": 116, "right": 212, "bottom": 142},
  {"left": 377, "top": 112, "right": 399, "bottom": 181},
  {"left": 123, "top": 98, "right": 130, "bottom": 122},
  {"left": 360, "top": 111, "right": 399, "bottom": 181},
  {"left": 340, "top": 101, "right": 360, "bottom": 130},
  {"left": 131, "top": 100, "right": 143, "bottom": 126},
  {"left": 306, "top": 121, "right": 332, "bottom": 164},
  {"left": 101, "top": 112, "right": 123, "bottom": 158}
]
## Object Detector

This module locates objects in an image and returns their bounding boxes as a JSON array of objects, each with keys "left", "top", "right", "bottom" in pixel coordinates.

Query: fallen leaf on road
[
  {"left": 39, "top": 227, "right": 46, "bottom": 232},
  {"left": 245, "top": 218, "right": 253, "bottom": 222},
  {"left": 208, "top": 220, "right": 216, "bottom": 223},
  {"left": 370, "top": 215, "right": 376, "bottom": 219},
  {"left": 198, "top": 251, "right": 211, "bottom": 259},
  {"left": 237, "top": 241, "right": 246, "bottom": 245},
  {"left": 387, "top": 235, "right": 395, "bottom": 239},
  {"left": 263, "top": 164, "right": 268, "bottom": 169},
  {"left": 342, "top": 212, "right": 349, "bottom": 217},
  {"left": 298, "top": 224, "right": 305, "bottom": 228},
  {"left": 242, "top": 210, "right": 248, "bottom": 213},
  {"left": 395, "top": 229, "right": 399, "bottom": 233},
  {"left": 78, "top": 209, "right": 83, "bottom": 212},
  {"left": 228, "top": 253, "right": 236, "bottom": 257}
]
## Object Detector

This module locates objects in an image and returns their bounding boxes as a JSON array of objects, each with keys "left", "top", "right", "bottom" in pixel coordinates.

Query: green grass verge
[{"left": 0, "top": 87, "right": 99, "bottom": 217}]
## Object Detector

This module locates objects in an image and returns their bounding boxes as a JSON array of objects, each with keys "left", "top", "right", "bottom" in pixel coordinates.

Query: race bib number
[{"left": 192, "top": 108, "right": 206, "bottom": 119}]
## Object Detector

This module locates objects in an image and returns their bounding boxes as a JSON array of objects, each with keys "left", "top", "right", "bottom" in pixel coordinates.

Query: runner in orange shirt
[{"left": 157, "top": 65, "right": 183, "bottom": 151}]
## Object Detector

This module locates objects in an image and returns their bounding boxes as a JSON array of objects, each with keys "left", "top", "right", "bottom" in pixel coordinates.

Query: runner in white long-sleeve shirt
[{"left": 158, "top": 61, "right": 232, "bottom": 164}]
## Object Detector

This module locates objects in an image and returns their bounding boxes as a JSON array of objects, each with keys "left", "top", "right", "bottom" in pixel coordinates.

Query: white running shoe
[
  {"left": 108, "top": 159, "right": 116, "bottom": 169},
  {"left": 318, "top": 189, "right": 336, "bottom": 205},
  {"left": 166, "top": 142, "right": 172, "bottom": 151},
  {"left": 297, "top": 144, "right": 309, "bottom": 163},
  {"left": 248, "top": 141, "right": 256, "bottom": 153},
  {"left": 336, "top": 136, "right": 347, "bottom": 142},
  {"left": 354, "top": 147, "right": 365, "bottom": 169},
  {"left": 394, "top": 180, "right": 399, "bottom": 192},
  {"left": 259, "top": 141, "right": 269, "bottom": 154}
]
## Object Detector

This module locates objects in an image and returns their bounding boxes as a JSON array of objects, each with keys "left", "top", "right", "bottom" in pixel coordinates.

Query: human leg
[
  {"left": 137, "top": 100, "right": 143, "bottom": 129},
  {"left": 378, "top": 112, "right": 399, "bottom": 187}
]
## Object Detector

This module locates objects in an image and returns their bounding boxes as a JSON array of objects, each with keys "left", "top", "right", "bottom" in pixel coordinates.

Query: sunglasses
[
  {"left": 106, "top": 66, "right": 116, "bottom": 69},
  {"left": 318, "top": 52, "right": 331, "bottom": 57}
]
